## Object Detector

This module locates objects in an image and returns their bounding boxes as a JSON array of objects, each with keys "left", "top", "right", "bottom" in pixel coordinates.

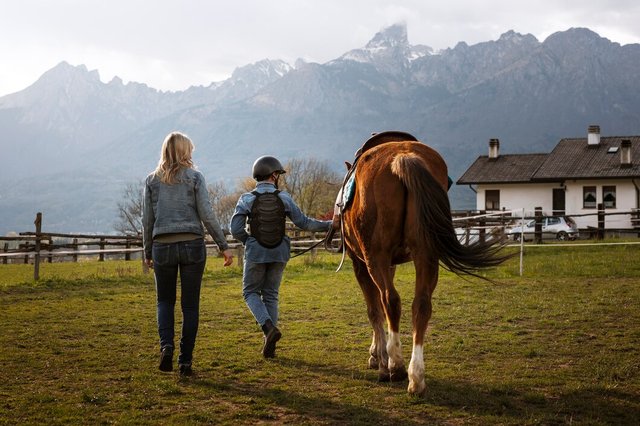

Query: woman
[{"left": 142, "top": 131, "right": 233, "bottom": 376}]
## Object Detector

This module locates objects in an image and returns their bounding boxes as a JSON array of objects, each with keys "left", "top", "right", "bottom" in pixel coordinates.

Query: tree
[
  {"left": 281, "top": 158, "right": 340, "bottom": 219},
  {"left": 114, "top": 181, "right": 144, "bottom": 235},
  {"left": 207, "top": 180, "right": 239, "bottom": 233}
]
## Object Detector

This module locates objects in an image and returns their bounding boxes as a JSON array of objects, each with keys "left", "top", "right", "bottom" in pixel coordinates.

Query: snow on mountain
[{"left": 337, "top": 23, "right": 433, "bottom": 73}]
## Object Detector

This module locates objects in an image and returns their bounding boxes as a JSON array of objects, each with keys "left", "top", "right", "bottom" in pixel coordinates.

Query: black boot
[
  {"left": 261, "top": 319, "right": 282, "bottom": 358},
  {"left": 159, "top": 346, "right": 173, "bottom": 372},
  {"left": 179, "top": 363, "right": 193, "bottom": 376}
]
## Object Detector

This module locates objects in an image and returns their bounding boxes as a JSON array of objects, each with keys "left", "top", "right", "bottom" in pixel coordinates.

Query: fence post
[
  {"left": 34, "top": 212, "right": 42, "bottom": 281},
  {"left": 73, "top": 238, "right": 79, "bottom": 262},
  {"left": 237, "top": 246, "right": 244, "bottom": 269},
  {"left": 597, "top": 203, "right": 605, "bottom": 240},
  {"left": 534, "top": 207, "right": 543, "bottom": 244},
  {"left": 519, "top": 208, "right": 525, "bottom": 277},
  {"left": 2, "top": 243, "right": 7, "bottom": 265},
  {"left": 125, "top": 239, "right": 131, "bottom": 261},
  {"left": 479, "top": 210, "right": 486, "bottom": 243},
  {"left": 48, "top": 237, "right": 53, "bottom": 263},
  {"left": 99, "top": 238, "right": 105, "bottom": 262}
]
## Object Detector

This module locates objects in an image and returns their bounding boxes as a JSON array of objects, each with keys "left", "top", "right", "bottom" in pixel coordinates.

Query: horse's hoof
[
  {"left": 390, "top": 367, "right": 408, "bottom": 382},
  {"left": 408, "top": 380, "right": 426, "bottom": 396},
  {"left": 368, "top": 356, "right": 378, "bottom": 370},
  {"left": 378, "top": 372, "right": 391, "bottom": 382}
]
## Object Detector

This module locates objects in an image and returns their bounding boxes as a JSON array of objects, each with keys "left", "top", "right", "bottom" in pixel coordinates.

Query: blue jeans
[
  {"left": 153, "top": 239, "right": 206, "bottom": 365},
  {"left": 242, "top": 261, "right": 286, "bottom": 327}
]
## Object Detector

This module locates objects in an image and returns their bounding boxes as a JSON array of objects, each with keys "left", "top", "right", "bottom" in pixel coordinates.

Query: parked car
[
  {"left": 508, "top": 216, "right": 579, "bottom": 241},
  {"left": 455, "top": 226, "right": 503, "bottom": 245}
]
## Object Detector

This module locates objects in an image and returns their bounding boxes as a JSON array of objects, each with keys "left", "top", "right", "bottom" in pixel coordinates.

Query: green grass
[{"left": 0, "top": 242, "right": 639, "bottom": 425}]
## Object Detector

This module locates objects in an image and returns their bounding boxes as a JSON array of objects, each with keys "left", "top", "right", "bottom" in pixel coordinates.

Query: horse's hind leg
[
  {"left": 408, "top": 256, "right": 438, "bottom": 396},
  {"left": 366, "top": 260, "right": 408, "bottom": 382},
  {"left": 350, "top": 254, "right": 389, "bottom": 381}
]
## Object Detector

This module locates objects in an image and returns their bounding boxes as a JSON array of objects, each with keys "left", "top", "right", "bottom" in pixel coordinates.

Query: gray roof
[
  {"left": 457, "top": 154, "right": 548, "bottom": 184},
  {"left": 457, "top": 136, "right": 640, "bottom": 184},
  {"left": 534, "top": 136, "right": 640, "bottom": 180}
]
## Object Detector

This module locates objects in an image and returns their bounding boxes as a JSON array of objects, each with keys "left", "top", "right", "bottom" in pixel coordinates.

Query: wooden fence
[
  {"left": 452, "top": 205, "right": 640, "bottom": 244},
  {"left": 0, "top": 213, "right": 332, "bottom": 279},
  {"left": 3, "top": 208, "right": 639, "bottom": 280}
]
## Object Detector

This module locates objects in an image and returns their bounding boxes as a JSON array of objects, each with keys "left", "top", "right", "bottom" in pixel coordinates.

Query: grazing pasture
[{"left": 0, "top": 243, "right": 639, "bottom": 425}]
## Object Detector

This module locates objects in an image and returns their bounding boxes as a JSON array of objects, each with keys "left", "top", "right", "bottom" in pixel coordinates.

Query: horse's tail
[{"left": 391, "top": 153, "right": 513, "bottom": 278}]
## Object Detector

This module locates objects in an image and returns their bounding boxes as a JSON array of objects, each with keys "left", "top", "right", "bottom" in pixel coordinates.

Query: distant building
[{"left": 457, "top": 125, "right": 640, "bottom": 230}]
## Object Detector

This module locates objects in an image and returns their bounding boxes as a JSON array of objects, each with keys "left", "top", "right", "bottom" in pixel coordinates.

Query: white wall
[
  {"left": 564, "top": 180, "right": 639, "bottom": 229},
  {"left": 476, "top": 183, "right": 557, "bottom": 215},
  {"left": 476, "top": 180, "right": 639, "bottom": 229}
]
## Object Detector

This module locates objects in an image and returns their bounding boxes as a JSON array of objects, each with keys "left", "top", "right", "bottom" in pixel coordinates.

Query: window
[
  {"left": 485, "top": 190, "right": 500, "bottom": 210},
  {"left": 603, "top": 186, "right": 616, "bottom": 208},
  {"left": 583, "top": 186, "right": 597, "bottom": 209},
  {"left": 547, "top": 217, "right": 560, "bottom": 226}
]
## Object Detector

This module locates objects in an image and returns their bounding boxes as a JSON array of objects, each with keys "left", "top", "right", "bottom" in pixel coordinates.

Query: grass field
[{"left": 0, "top": 243, "right": 639, "bottom": 425}]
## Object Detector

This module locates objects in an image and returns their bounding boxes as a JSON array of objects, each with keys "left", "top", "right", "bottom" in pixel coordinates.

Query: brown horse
[{"left": 328, "top": 132, "right": 511, "bottom": 395}]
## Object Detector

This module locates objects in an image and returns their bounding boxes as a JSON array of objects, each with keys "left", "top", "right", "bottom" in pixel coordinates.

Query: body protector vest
[{"left": 249, "top": 190, "right": 286, "bottom": 248}]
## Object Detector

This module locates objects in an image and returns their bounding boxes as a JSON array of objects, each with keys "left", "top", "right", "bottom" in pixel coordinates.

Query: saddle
[{"left": 355, "top": 131, "right": 419, "bottom": 158}]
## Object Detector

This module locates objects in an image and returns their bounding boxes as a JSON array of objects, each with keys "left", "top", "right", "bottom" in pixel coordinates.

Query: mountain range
[{"left": 1, "top": 23, "right": 640, "bottom": 234}]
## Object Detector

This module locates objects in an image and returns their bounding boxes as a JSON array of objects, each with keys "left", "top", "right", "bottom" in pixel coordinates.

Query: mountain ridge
[{"left": 2, "top": 23, "right": 639, "bottom": 234}]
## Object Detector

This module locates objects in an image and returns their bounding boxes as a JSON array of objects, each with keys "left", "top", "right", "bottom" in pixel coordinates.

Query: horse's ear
[{"left": 345, "top": 161, "right": 352, "bottom": 171}]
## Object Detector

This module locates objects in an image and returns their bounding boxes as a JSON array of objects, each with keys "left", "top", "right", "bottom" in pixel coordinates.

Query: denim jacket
[
  {"left": 230, "top": 182, "right": 331, "bottom": 263},
  {"left": 142, "top": 168, "right": 229, "bottom": 260}
]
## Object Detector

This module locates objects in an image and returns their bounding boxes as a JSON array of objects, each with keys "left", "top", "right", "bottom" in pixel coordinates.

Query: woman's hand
[
  {"left": 222, "top": 249, "right": 234, "bottom": 267},
  {"left": 145, "top": 258, "right": 153, "bottom": 269}
]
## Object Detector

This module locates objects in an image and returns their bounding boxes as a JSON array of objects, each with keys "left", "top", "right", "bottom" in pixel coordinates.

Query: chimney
[
  {"left": 588, "top": 125, "right": 601, "bottom": 146},
  {"left": 489, "top": 138, "right": 500, "bottom": 160},
  {"left": 621, "top": 139, "right": 632, "bottom": 167}
]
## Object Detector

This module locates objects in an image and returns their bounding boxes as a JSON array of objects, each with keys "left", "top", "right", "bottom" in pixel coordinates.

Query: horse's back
[
  {"left": 346, "top": 140, "right": 449, "bottom": 264},
  {"left": 358, "top": 141, "right": 448, "bottom": 191}
]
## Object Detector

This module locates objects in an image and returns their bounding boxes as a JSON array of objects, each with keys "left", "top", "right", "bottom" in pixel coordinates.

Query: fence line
[
  {"left": 0, "top": 237, "right": 333, "bottom": 259},
  {"left": 507, "top": 241, "right": 640, "bottom": 248},
  {"left": 3, "top": 209, "right": 638, "bottom": 280},
  {"left": 2, "top": 213, "right": 336, "bottom": 280}
]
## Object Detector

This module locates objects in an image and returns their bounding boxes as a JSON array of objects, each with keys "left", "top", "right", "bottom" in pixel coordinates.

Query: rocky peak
[
  {"left": 37, "top": 61, "right": 101, "bottom": 87},
  {"left": 543, "top": 27, "right": 614, "bottom": 55},
  {"left": 0, "top": 61, "right": 102, "bottom": 109},
  {"left": 231, "top": 59, "right": 292, "bottom": 83},
  {"left": 499, "top": 30, "right": 526, "bottom": 43},
  {"left": 336, "top": 23, "right": 432, "bottom": 75},
  {"left": 366, "top": 23, "right": 409, "bottom": 49}
]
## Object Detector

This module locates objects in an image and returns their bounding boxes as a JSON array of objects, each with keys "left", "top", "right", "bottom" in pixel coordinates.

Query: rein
[{"left": 290, "top": 238, "right": 326, "bottom": 258}]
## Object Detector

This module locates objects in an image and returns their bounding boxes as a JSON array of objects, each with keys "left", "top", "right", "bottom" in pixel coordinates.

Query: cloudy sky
[{"left": 1, "top": 0, "right": 639, "bottom": 97}]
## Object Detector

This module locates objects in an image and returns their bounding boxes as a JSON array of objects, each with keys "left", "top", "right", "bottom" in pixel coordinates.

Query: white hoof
[
  {"left": 407, "top": 344, "right": 425, "bottom": 395},
  {"left": 368, "top": 355, "right": 378, "bottom": 369},
  {"left": 407, "top": 379, "right": 426, "bottom": 396}
]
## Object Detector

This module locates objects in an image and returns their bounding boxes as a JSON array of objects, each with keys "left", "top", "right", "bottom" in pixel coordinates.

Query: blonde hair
[{"left": 154, "top": 132, "right": 195, "bottom": 184}]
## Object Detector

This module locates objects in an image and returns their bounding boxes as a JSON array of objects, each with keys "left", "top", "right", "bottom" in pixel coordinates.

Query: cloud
[{"left": 1, "top": 0, "right": 639, "bottom": 95}]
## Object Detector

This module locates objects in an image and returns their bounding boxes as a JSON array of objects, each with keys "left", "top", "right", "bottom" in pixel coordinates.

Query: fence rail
[
  {"left": 3, "top": 208, "right": 639, "bottom": 280},
  {"left": 1, "top": 213, "right": 336, "bottom": 279}
]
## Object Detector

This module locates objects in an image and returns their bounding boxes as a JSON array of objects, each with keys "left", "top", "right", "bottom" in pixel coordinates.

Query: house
[{"left": 457, "top": 125, "right": 640, "bottom": 230}]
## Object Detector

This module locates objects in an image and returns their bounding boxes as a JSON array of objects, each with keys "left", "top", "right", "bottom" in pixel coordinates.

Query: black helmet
[{"left": 252, "top": 155, "right": 286, "bottom": 180}]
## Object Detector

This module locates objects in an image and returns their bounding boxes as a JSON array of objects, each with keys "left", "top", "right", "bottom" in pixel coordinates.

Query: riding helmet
[{"left": 252, "top": 155, "right": 286, "bottom": 179}]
